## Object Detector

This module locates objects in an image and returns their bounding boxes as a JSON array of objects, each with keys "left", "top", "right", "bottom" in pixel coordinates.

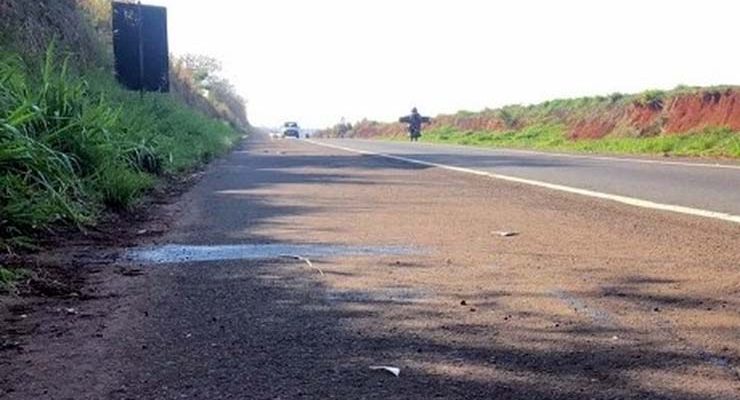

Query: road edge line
[
  {"left": 305, "top": 140, "right": 740, "bottom": 225},
  {"left": 365, "top": 139, "right": 740, "bottom": 171}
]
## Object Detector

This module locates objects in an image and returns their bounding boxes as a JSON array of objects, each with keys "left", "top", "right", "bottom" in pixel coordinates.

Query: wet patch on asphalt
[{"left": 126, "top": 243, "right": 420, "bottom": 264}]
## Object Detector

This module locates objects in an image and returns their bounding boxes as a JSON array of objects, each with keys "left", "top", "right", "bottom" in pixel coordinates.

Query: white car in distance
[{"left": 281, "top": 122, "right": 300, "bottom": 139}]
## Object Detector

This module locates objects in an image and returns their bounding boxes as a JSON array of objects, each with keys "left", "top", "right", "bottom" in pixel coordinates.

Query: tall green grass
[
  {"left": 1, "top": 46, "right": 241, "bottom": 250},
  {"left": 422, "top": 125, "right": 740, "bottom": 158}
]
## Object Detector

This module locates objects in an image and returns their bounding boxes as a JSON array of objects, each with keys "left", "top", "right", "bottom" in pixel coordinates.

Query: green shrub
[
  {"left": 609, "top": 92, "right": 625, "bottom": 103},
  {"left": 638, "top": 90, "right": 666, "bottom": 109}
]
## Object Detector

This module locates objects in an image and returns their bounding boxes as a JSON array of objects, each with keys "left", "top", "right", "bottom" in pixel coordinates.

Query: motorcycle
[{"left": 399, "top": 108, "right": 431, "bottom": 142}]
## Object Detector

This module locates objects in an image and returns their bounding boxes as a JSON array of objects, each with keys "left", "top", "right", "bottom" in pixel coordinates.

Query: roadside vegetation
[
  {"left": 325, "top": 85, "right": 740, "bottom": 159},
  {"left": 422, "top": 125, "right": 740, "bottom": 158},
  {"left": 0, "top": 0, "right": 248, "bottom": 256}
]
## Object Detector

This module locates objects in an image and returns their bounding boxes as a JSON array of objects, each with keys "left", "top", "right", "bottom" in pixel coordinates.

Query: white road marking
[
  {"left": 306, "top": 140, "right": 740, "bottom": 224},
  {"left": 387, "top": 140, "right": 740, "bottom": 170}
]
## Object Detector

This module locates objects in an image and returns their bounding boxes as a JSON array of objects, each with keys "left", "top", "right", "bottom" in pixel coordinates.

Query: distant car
[{"left": 282, "top": 122, "right": 300, "bottom": 138}]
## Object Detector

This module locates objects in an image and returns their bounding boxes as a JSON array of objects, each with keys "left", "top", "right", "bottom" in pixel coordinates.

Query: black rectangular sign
[{"left": 112, "top": 2, "right": 169, "bottom": 92}]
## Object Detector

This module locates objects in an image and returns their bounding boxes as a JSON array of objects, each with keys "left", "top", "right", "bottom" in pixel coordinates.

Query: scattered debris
[
  {"left": 119, "top": 268, "right": 145, "bottom": 277},
  {"left": 280, "top": 255, "right": 324, "bottom": 276},
  {"left": 493, "top": 231, "right": 519, "bottom": 237},
  {"left": 369, "top": 365, "right": 400, "bottom": 377},
  {"left": 136, "top": 229, "right": 148, "bottom": 235},
  {"left": 551, "top": 289, "right": 616, "bottom": 328},
  {"left": 0, "top": 340, "right": 22, "bottom": 351}
]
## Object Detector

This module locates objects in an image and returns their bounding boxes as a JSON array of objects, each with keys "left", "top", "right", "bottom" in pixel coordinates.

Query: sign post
[{"left": 112, "top": 1, "right": 169, "bottom": 93}]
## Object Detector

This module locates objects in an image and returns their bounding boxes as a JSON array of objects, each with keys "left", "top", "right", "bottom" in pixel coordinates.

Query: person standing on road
[{"left": 399, "top": 107, "right": 431, "bottom": 142}]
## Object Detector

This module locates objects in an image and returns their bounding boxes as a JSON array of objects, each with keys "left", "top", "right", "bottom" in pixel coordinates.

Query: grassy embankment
[
  {"left": 0, "top": 1, "right": 246, "bottom": 289},
  {"left": 422, "top": 124, "right": 740, "bottom": 158},
  {"left": 0, "top": 49, "right": 241, "bottom": 288},
  {"left": 1, "top": 48, "right": 240, "bottom": 245},
  {"left": 340, "top": 87, "right": 740, "bottom": 158}
]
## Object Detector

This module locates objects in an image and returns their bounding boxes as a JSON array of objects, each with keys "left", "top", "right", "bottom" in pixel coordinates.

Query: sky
[{"left": 146, "top": 0, "right": 739, "bottom": 129}]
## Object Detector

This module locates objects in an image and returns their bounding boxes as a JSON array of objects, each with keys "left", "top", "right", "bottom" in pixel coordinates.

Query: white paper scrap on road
[
  {"left": 280, "top": 254, "right": 325, "bottom": 276},
  {"left": 369, "top": 366, "right": 401, "bottom": 377},
  {"left": 493, "top": 231, "right": 519, "bottom": 237}
]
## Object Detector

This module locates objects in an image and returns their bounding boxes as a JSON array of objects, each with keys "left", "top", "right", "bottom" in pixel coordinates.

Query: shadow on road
[
  {"left": 116, "top": 259, "right": 737, "bottom": 400},
  {"left": 113, "top": 138, "right": 739, "bottom": 399}
]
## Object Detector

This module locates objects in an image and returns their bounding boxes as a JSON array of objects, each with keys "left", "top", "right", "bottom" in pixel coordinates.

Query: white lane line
[
  {"left": 364, "top": 139, "right": 740, "bottom": 170},
  {"left": 306, "top": 140, "right": 740, "bottom": 224},
  {"left": 493, "top": 148, "right": 740, "bottom": 170}
]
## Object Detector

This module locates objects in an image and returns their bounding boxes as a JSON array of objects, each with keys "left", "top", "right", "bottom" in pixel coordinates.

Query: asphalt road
[
  {"left": 313, "top": 138, "right": 740, "bottom": 221},
  {"left": 3, "top": 135, "right": 739, "bottom": 399}
]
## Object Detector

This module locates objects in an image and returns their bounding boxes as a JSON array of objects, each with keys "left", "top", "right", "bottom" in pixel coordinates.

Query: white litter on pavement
[
  {"left": 369, "top": 366, "right": 401, "bottom": 377},
  {"left": 493, "top": 231, "right": 519, "bottom": 237},
  {"left": 280, "top": 255, "right": 325, "bottom": 276}
]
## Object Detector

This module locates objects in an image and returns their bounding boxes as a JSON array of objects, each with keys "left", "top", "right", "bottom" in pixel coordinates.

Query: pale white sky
[{"left": 147, "top": 0, "right": 739, "bottom": 128}]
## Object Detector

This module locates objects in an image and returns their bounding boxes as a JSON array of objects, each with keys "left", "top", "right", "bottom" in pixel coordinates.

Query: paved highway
[{"left": 313, "top": 139, "right": 740, "bottom": 222}]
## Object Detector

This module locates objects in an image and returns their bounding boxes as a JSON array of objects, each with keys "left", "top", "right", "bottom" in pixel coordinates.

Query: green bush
[{"left": 638, "top": 90, "right": 666, "bottom": 109}]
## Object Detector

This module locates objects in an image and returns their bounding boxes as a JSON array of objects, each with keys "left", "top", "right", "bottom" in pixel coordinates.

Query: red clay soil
[
  {"left": 568, "top": 118, "right": 618, "bottom": 140},
  {"left": 566, "top": 103, "right": 663, "bottom": 140},
  {"left": 352, "top": 121, "right": 406, "bottom": 138},
  {"left": 626, "top": 103, "right": 661, "bottom": 132},
  {"left": 579, "top": 90, "right": 740, "bottom": 138},
  {"left": 433, "top": 113, "right": 509, "bottom": 132},
  {"left": 664, "top": 90, "right": 740, "bottom": 133},
  {"left": 329, "top": 89, "right": 740, "bottom": 141}
]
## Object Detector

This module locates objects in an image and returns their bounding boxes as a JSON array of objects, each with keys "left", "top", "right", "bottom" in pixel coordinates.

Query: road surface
[
  {"left": 312, "top": 138, "right": 740, "bottom": 222},
  {"left": 3, "top": 135, "right": 739, "bottom": 399}
]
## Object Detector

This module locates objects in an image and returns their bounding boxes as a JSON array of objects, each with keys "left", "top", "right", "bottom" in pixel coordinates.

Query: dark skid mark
[{"left": 127, "top": 244, "right": 419, "bottom": 264}]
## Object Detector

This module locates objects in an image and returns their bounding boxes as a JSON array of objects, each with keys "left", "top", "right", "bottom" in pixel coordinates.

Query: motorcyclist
[{"left": 399, "top": 107, "right": 431, "bottom": 142}]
